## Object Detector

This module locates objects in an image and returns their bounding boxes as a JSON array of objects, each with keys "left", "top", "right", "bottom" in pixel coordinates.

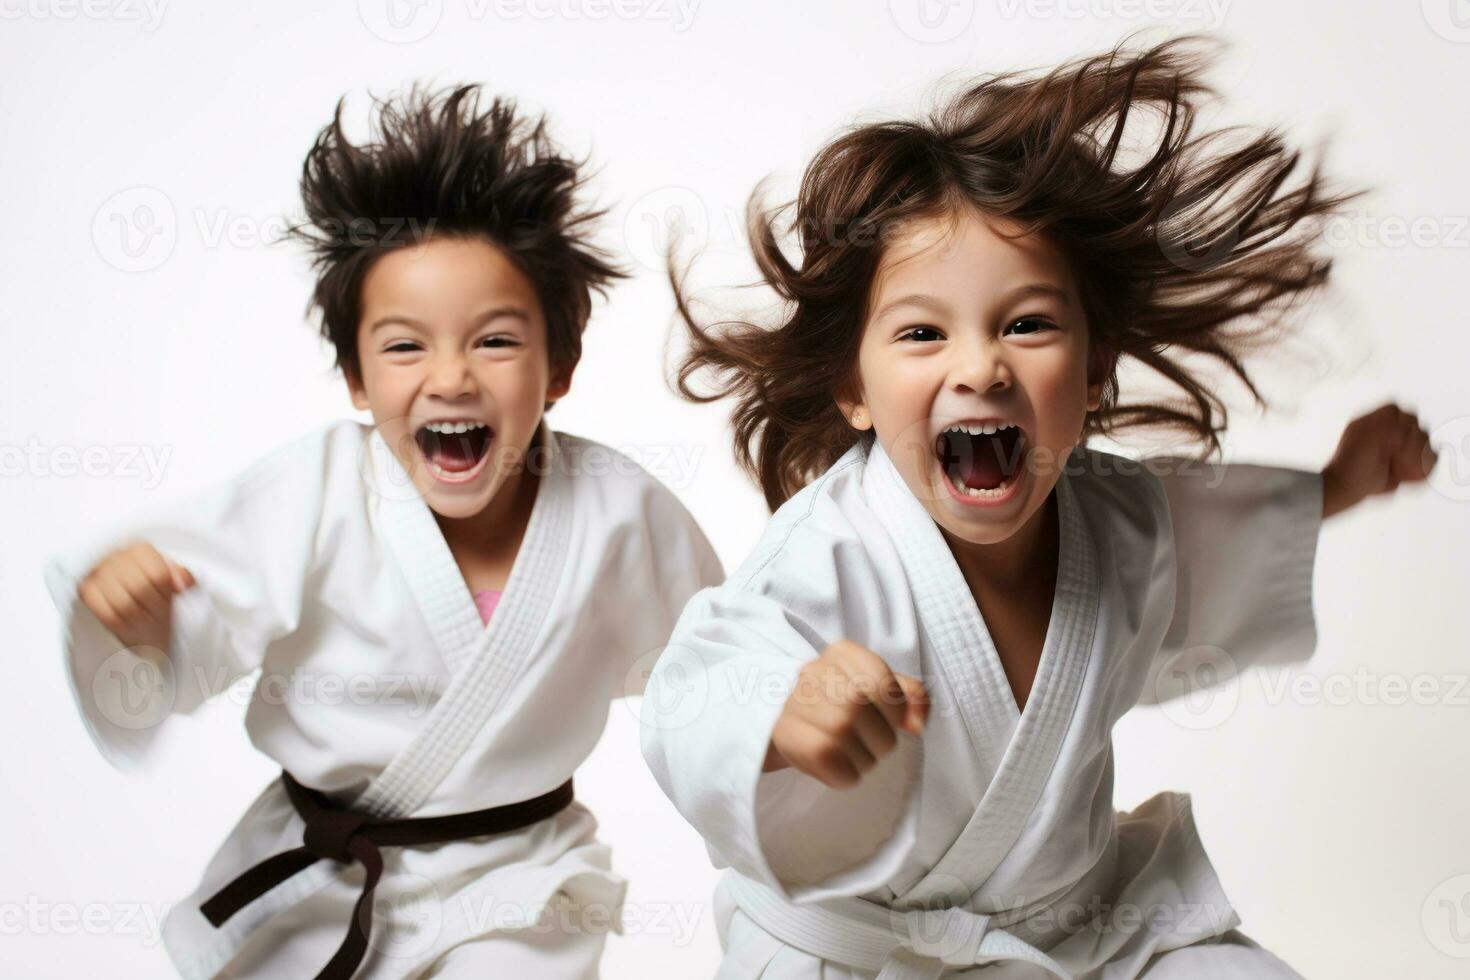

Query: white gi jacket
[
  {"left": 641, "top": 436, "right": 1321, "bottom": 979},
  {"left": 43, "top": 418, "right": 723, "bottom": 979}
]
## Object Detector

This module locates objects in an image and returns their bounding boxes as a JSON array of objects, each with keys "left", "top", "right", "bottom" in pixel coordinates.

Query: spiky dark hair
[{"left": 289, "top": 83, "right": 626, "bottom": 384}]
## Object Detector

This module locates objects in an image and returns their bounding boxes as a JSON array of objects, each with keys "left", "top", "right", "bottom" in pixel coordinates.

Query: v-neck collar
[
  {"left": 945, "top": 489, "right": 1061, "bottom": 719},
  {"left": 362, "top": 418, "right": 561, "bottom": 677},
  {"left": 863, "top": 437, "right": 1102, "bottom": 898},
  {"left": 353, "top": 417, "right": 576, "bottom": 817}
]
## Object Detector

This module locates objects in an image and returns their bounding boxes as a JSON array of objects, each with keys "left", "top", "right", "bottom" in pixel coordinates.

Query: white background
[{"left": 2, "top": 1, "right": 1468, "bottom": 977}]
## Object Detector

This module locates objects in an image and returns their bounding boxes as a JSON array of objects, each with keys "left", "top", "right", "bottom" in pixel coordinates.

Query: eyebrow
[
  {"left": 369, "top": 305, "right": 532, "bottom": 334},
  {"left": 872, "top": 293, "right": 953, "bottom": 321},
  {"left": 872, "top": 282, "right": 1073, "bottom": 322}
]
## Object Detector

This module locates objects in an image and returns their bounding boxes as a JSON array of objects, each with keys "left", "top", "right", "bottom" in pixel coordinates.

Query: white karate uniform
[
  {"left": 43, "top": 418, "right": 723, "bottom": 979},
  {"left": 641, "top": 436, "right": 1322, "bottom": 979}
]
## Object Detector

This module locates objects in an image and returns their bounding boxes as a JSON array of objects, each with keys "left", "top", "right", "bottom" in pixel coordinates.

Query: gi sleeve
[
  {"left": 41, "top": 432, "right": 327, "bottom": 769},
  {"left": 607, "top": 473, "right": 725, "bottom": 701},
  {"left": 639, "top": 513, "right": 919, "bottom": 903},
  {"left": 1138, "top": 455, "right": 1324, "bottom": 705}
]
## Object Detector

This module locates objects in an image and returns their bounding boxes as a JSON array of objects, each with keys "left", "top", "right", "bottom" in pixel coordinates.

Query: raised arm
[{"left": 42, "top": 428, "right": 332, "bottom": 769}]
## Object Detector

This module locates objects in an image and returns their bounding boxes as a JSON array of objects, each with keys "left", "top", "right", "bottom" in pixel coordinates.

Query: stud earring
[{"left": 851, "top": 410, "right": 865, "bottom": 427}]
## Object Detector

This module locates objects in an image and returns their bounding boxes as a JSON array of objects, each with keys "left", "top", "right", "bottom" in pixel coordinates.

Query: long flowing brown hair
[{"left": 672, "top": 34, "right": 1360, "bottom": 510}]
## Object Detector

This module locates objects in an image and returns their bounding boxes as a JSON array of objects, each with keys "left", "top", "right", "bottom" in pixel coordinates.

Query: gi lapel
[
  {"left": 361, "top": 423, "right": 488, "bottom": 678},
  {"left": 864, "top": 439, "right": 1101, "bottom": 901},
  {"left": 355, "top": 419, "right": 575, "bottom": 817}
]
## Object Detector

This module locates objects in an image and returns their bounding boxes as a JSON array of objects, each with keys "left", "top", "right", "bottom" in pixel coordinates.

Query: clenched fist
[
  {"left": 1323, "top": 402, "right": 1438, "bottom": 519},
  {"left": 764, "top": 639, "right": 929, "bottom": 789},
  {"left": 78, "top": 541, "right": 196, "bottom": 655}
]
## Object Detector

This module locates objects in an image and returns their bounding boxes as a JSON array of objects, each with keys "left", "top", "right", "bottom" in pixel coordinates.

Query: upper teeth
[
  {"left": 945, "top": 422, "right": 1018, "bottom": 436},
  {"left": 424, "top": 421, "right": 487, "bottom": 434}
]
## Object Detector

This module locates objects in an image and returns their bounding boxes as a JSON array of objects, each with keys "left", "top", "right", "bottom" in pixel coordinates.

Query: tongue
[
  {"left": 960, "top": 442, "right": 1005, "bottom": 491},
  {"left": 428, "top": 435, "right": 480, "bottom": 473}
]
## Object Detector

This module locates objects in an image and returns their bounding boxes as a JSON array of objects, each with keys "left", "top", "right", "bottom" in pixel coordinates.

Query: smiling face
[
  {"left": 838, "top": 207, "right": 1104, "bottom": 547},
  {"left": 347, "top": 235, "right": 571, "bottom": 520}
]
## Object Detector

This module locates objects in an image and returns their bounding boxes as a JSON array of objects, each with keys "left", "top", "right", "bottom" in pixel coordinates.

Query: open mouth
[
  {"left": 414, "top": 420, "right": 494, "bottom": 483},
  {"left": 935, "top": 422, "right": 1028, "bottom": 500}
]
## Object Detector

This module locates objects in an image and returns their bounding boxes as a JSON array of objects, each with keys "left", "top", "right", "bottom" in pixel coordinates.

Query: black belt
[{"left": 200, "top": 771, "right": 575, "bottom": 979}]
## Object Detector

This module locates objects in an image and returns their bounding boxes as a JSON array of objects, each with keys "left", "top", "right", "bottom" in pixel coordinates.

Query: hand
[
  {"left": 1322, "top": 402, "right": 1437, "bottom": 519},
  {"left": 78, "top": 542, "right": 196, "bottom": 655},
  {"left": 765, "top": 639, "right": 929, "bottom": 789}
]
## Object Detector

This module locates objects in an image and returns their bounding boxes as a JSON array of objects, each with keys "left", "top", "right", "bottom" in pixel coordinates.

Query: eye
[
  {"left": 480, "top": 336, "right": 520, "bottom": 349},
  {"left": 384, "top": 342, "right": 419, "bottom": 353},
  {"left": 898, "top": 326, "right": 944, "bottom": 343},
  {"left": 1005, "top": 316, "right": 1055, "bottom": 337}
]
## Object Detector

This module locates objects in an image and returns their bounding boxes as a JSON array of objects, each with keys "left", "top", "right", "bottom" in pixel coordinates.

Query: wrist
[
  {"left": 762, "top": 739, "right": 789, "bottom": 773},
  {"left": 1320, "top": 465, "right": 1355, "bottom": 520}
]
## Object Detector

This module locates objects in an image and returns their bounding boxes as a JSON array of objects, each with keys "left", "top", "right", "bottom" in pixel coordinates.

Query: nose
[
  {"left": 423, "top": 352, "right": 476, "bottom": 400},
  {"left": 947, "top": 334, "right": 1010, "bottom": 395}
]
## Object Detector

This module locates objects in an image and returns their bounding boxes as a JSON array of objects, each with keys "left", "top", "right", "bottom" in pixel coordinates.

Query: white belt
[{"left": 726, "top": 873, "right": 1072, "bottom": 980}]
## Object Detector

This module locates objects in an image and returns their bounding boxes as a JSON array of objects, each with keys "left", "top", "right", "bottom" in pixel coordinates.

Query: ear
[
  {"left": 834, "top": 381, "right": 872, "bottom": 432},
  {"left": 546, "top": 357, "right": 578, "bottom": 405},
  {"left": 346, "top": 368, "right": 369, "bottom": 412},
  {"left": 1085, "top": 341, "right": 1113, "bottom": 414}
]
